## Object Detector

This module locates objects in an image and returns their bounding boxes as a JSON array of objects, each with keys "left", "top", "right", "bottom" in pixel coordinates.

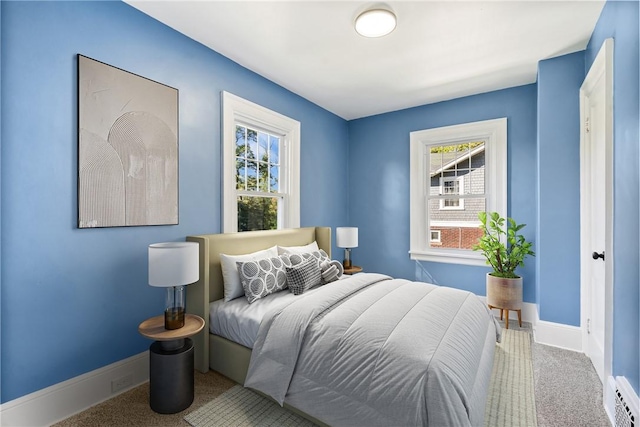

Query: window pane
[
  {"left": 236, "top": 126, "right": 247, "bottom": 158},
  {"left": 269, "top": 136, "right": 280, "bottom": 164},
  {"left": 270, "top": 165, "right": 279, "bottom": 193},
  {"left": 429, "top": 141, "right": 485, "bottom": 186},
  {"left": 246, "top": 160, "right": 258, "bottom": 191},
  {"left": 236, "top": 158, "right": 246, "bottom": 190},
  {"left": 247, "top": 129, "right": 257, "bottom": 160},
  {"left": 258, "top": 132, "right": 269, "bottom": 162},
  {"left": 428, "top": 198, "right": 486, "bottom": 250},
  {"left": 469, "top": 146, "right": 485, "bottom": 194},
  {"left": 237, "top": 196, "right": 279, "bottom": 232}
]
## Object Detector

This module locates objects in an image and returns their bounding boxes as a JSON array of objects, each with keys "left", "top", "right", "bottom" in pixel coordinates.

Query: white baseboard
[
  {"left": 476, "top": 295, "right": 583, "bottom": 352},
  {"left": 0, "top": 351, "right": 149, "bottom": 427},
  {"left": 605, "top": 375, "right": 616, "bottom": 426},
  {"left": 533, "top": 316, "right": 583, "bottom": 352}
]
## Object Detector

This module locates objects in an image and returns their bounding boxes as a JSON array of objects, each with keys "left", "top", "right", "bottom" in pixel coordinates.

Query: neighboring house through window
[
  {"left": 440, "top": 176, "right": 465, "bottom": 210},
  {"left": 409, "top": 118, "right": 507, "bottom": 265},
  {"left": 222, "top": 92, "right": 300, "bottom": 232}
]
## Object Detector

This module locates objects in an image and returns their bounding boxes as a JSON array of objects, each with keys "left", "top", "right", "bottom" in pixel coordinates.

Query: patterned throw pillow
[
  {"left": 237, "top": 255, "right": 291, "bottom": 304},
  {"left": 286, "top": 257, "right": 322, "bottom": 295},
  {"left": 286, "top": 249, "right": 330, "bottom": 268}
]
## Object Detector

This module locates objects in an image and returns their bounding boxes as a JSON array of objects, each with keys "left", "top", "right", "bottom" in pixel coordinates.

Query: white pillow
[
  {"left": 220, "top": 246, "right": 278, "bottom": 301},
  {"left": 277, "top": 241, "right": 319, "bottom": 255}
]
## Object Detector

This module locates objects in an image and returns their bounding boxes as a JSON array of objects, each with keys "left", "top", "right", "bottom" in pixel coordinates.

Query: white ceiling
[{"left": 125, "top": 1, "right": 606, "bottom": 120}]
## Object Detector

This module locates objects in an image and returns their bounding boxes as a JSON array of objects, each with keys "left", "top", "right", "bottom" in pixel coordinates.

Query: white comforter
[{"left": 245, "top": 273, "right": 499, "bottom": 427}]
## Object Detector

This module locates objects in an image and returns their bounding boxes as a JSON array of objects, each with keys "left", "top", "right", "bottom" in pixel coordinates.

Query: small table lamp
[
  {"left": 336, "top": 227, "right": 358, "bottom": 269},
  {"left": 148, "top": 242, "right": 199, "bottom": 330}
]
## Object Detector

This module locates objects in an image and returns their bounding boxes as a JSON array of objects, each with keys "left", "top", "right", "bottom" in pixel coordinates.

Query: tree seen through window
[{"left": 235, "top": 125, "right": 281, "bottom": 231}]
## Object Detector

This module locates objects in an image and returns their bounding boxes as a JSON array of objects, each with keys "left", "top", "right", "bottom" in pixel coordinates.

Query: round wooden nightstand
[
  {"left": 139, "top": 314, "right": 204, "bottom": 414},
  {"left": 343, "top": 265, "right": 362, "bottom": 275},
  {"left": 138, "top": 314, "right": 204, "bottom": 341}
]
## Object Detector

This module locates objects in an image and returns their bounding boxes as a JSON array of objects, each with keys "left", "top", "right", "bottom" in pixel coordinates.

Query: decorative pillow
[
  {"left": 319, "top": 259, "right": 344, "bottom": 283},
  {"left": 286, "top": 249, "right": 330, "bottom": 268},
  {"left": 286, "top": 257, "right": 322, "bottom": 295},
  {"left": 277, "top": 241, "right": 319, "bottom": 255},
  {"left": 237, "top": 255, "right": 291, "bottom": 304},
  {"left": 219, "top": 246, "right": 278, "bottom": 301}
]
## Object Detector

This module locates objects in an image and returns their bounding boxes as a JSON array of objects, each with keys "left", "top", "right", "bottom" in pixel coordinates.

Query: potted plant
[{"left": 472, "top": 211, "right": 535, "bottom": 327}]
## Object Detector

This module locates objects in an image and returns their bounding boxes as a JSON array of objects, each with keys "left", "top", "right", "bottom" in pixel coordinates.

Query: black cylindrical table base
[{"left": 149, "top": 338, "right": 194, "bottom": 414}]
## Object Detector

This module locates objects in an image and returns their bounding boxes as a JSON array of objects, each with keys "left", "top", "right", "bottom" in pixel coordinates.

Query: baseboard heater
[{"left": 616, "top": 377, "right": 638, "bottom": 427}]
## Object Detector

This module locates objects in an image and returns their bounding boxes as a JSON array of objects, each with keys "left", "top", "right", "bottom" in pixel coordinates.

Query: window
[
  {"left": 222, "top": 92, "right": 300, "bottom": 232},
  {"left": 409, "top": 118, "right": 506, "bottom": 265},
  {"left": 439, "top": 176, "right": 465, "bottom": 210}
]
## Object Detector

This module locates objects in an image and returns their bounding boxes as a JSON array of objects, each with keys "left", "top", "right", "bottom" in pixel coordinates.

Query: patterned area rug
[
  {"left": 484, "top": 328, "right": 538, "bottom": 427},
  {"left": 184, "top": 385, "right": 316, "bottom": 427},
  {"left": 185, "top": 329, "right": 536, "bottom": 427}
]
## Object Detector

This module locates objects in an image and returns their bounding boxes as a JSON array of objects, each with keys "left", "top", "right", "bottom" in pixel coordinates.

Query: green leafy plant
[{"left": 472, "top": 211, "right": 535, "bottom": 279}]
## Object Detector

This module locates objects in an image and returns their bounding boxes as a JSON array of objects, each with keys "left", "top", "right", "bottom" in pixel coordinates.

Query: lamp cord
[{"left": 415, "top": 260, "right": 439, "bottom": 285}]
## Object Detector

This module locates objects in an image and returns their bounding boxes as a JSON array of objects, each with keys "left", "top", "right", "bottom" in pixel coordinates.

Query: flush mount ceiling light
[{"left": 355, "top": 8, "right": 397, "bottom": 38}]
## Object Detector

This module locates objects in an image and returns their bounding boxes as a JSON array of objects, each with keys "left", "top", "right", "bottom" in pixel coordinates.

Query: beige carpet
[
  {"left": 53, "top": 370, "right": 236, "bottom": 427},
  {"left": 55, "top": 329, "right": 535, "bottom": 427},
  {"left": 184, "top": 329, "right": 536, "bottom": 427}
]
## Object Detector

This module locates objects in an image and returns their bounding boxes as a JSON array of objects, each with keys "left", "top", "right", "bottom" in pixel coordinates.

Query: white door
[
  {"left": 585, "top": 82, "right": 606, "bottom": 383},
  {"left": 580, "top": 38, "right": 613, "bottom": 387}
]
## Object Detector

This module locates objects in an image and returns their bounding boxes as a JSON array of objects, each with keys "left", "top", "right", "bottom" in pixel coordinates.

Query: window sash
[
  {"left": 222, "top": 92, "right": 300, "bottom": 233},
  {"left": 409, "top": 118, "right": 507, "bottom": 265},
  {"left": 438, "top": 176, "right": 466, "bottom": 210}
]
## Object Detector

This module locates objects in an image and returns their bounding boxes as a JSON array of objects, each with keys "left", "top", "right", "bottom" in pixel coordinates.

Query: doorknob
[{"left": 592, "top": 251, "right": 605, "bottom": 261}]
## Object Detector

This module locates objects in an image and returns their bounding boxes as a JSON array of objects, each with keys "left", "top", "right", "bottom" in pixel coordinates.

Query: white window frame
[
  {"left": 430, "top": 229, "right": 442, "bottom": 243},
  {"left": 439, "top": 176, "right": 465, "bottom": 210},
  {"left": 222, "top": 92, "right": 300, "bottom": 233},
  {"left": 409, "top": 118, "right": 507, "bottom": 265}
]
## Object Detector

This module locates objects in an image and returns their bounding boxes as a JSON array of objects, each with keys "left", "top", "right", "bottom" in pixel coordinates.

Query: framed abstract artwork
[{"left": 77, "top": 54, "right": 179, "bottom": 228}]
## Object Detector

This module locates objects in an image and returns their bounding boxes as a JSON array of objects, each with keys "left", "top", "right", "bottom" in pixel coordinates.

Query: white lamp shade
[
  {"left": 148, "top": 242, "right": 199, "bottom": 287},
  {"left": 336, "top": 227, "right": 358, "bottom": 248}
]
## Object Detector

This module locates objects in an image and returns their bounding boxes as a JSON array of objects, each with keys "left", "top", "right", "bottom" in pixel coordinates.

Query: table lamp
[
  {"left": 148, "top": 242, "right": 199, "bottom": 330},
  {"left": 336, "top": 227, "right": 358, "bottom": 269}
]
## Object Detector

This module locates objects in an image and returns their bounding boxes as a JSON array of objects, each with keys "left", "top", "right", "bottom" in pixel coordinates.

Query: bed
[{"left": 186, "top": 227, "right": 499, "bottom": 426}]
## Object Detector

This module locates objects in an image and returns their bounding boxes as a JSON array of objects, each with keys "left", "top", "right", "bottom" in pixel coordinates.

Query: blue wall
[
  {"left": 536, "top": 52, "right": 585, "bottom": 326},
  {"left": 347, "top": 85, "right": 538, "bottom": 301},
  {"left": 586, "top": 0, "right": 640, "bottom": 395},
  {"left": 2, "top": 0, "right": 638, "bottom": 407},
  {"left": 0, "top": 1, "right": 349, "bottom": 403}
]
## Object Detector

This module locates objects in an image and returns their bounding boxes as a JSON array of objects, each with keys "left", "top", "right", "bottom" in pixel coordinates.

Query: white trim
[
  {"left": 534, "top": 318, "right": 583, "bottom": 352},
  {"left": 0, "top": 352, "right": 148, "bottom": 427},
  {"left": 409, "top": 118, "right": 507, "bottom": 265},
  {"left": 430, "top": 220, "right": 481, "bottom": 227},
  {"left": 221, "top": 91, "right": 300, "bottom": 233},
  {"left": 429, "top": 229, "right": 441, "bottom": 243},
  {"left": 579, "top": 38, "right": 614, "bottom": 388},
  {"left": 605, "top": 376, "right": 616, "bottom": 426},
  {"left": 478, "top": 296, "right": 584, "bottom": 352},
  {"left": 409, "top": 248, "right": 487, "bottom": 266}
]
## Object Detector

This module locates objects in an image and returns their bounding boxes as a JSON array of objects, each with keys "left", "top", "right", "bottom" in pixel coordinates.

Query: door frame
[{"left": 579, "top": 37, "right": 614, "bottom": 398}]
